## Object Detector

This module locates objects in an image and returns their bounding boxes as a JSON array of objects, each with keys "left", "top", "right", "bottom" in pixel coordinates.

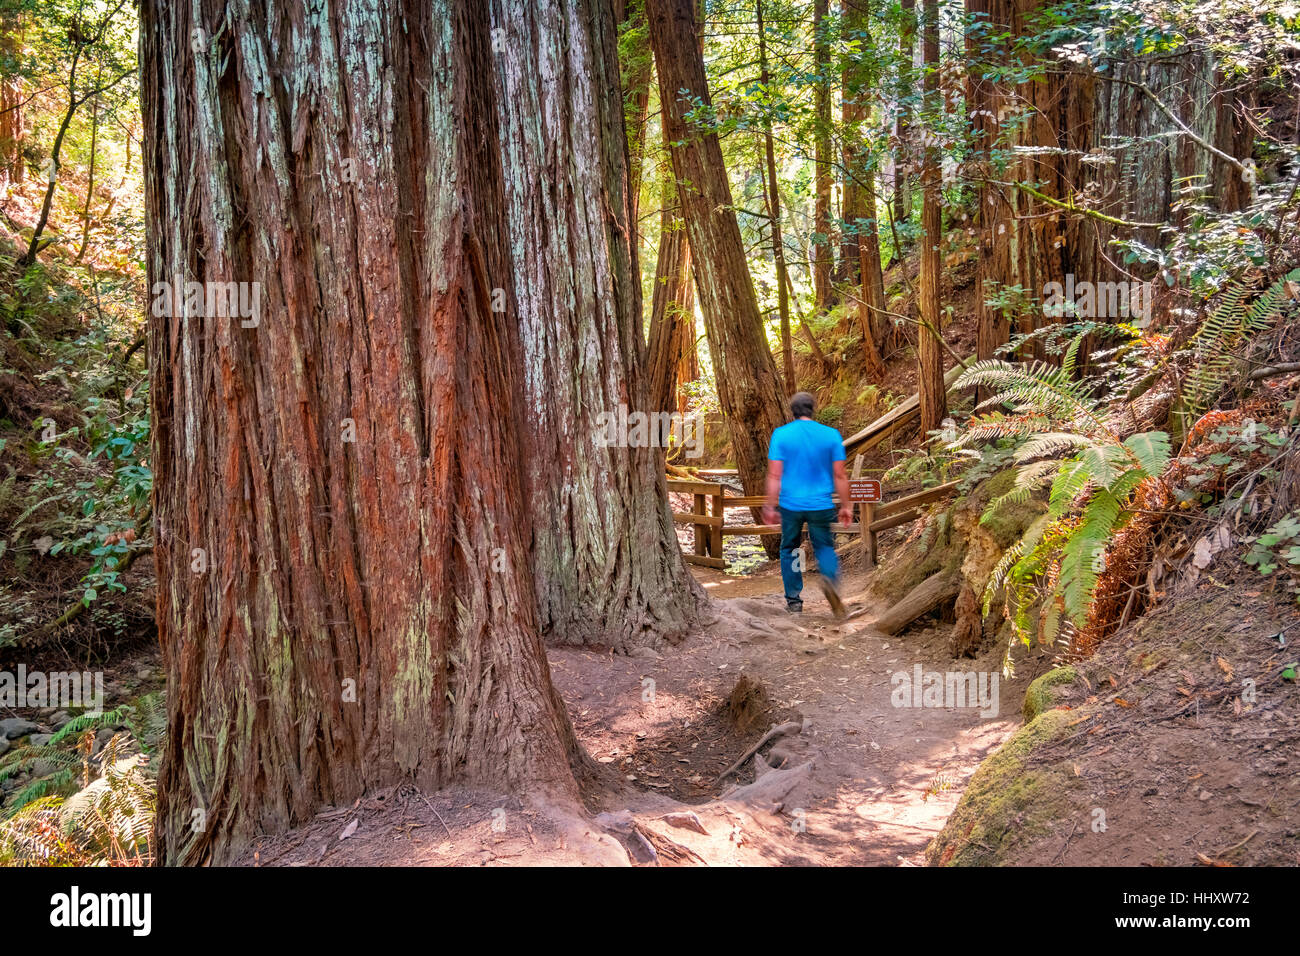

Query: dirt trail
[
  {"left": 243, "top": 557, "right": 1040, "bottom": 866},
  {"left": 551, "top": 561, "right": 1033, "bottom": 865}
]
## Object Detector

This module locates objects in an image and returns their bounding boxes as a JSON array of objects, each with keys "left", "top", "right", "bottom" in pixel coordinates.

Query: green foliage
[
  {"left": 1242, "top": 511, "right": 1300, "bottom": 600},
  {"left": 0, "top": 692, "right": 164, "bottom": 821},
  {"left": 956, "top": 346, "right": 1171, "bottom": 649},
  {"left": 1176, "top": 270, "right": 1300, "bottom": 434},
  {"left": 0, "top": 730, "right": 155, "bottom": 866}
]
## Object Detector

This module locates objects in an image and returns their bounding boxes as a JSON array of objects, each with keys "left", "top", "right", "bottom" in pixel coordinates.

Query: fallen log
[{"left": 874, "top": 570, "right": 961, "bottom": 636}]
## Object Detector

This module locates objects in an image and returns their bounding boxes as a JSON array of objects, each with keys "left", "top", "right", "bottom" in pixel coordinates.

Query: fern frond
[
  {"left": 1014, "top": 432, "right": 1095, "bottom": 462},
  {"left": 1059, "top": 488, "right": 1123, "bottom": 626},
  {"left": 1121, "top": 430, "right": 1171, "bottom": 479}
]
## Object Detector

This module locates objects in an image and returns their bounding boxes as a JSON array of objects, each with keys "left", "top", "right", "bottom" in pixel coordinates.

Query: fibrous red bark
[
  {"left": 489, "top": 0, "right": 706, "bottom": 652},
  {"left": 143, "top": 0, "right": 579, "bottom": 865},
  {"left": 648, "top": 0, "right": 787, "bottom": 554}
]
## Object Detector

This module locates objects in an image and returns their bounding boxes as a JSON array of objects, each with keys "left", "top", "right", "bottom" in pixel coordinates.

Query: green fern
[
  {"left": 1179, "top": 269, "right": 1300, "bottom": 432},
  {"left": 959, "top": 346, "right": 1171, "bottom": 650}
]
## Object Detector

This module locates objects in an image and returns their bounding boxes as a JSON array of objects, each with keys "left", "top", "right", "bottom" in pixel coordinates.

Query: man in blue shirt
[{"left": 762, "top": 392, "right": 851, "bottom": 617}]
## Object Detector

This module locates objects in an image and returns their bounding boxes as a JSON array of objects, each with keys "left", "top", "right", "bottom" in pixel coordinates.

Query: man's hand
[
  {"left": 764, "top": 459, "right": 784, "bottom": 528},
  {"left": 838, "top": 505, "right": 853, "bottom": 527}
]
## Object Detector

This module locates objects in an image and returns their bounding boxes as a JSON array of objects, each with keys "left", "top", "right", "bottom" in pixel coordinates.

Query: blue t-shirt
[{"left": 768, "top": 419, "right": 846, "bottom": 511}]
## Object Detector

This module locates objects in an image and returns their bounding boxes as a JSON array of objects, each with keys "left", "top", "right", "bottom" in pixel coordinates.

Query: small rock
[
  {"left": 136, "top": 667, "right": 153, "bottom": 680},
  {"left": 1199, "top": 789, "right": 1212, "bottom": 801},
  {"left": 0, "top": 738, "right": 9, "bottom": 757},
  {"left": 50, "top": 711, "right": 71, "bottom": 729},
  {"left": 629, "top": 647, "right": 661, "bottom": 660},
  {"left": 0, "top": 718, "right": 40, "bottom": 739},
  {"left": 29, "top": 734, "right": 54, "bottom": 747},
  {"left": 662, "top": 810, "right": 710, "bottom": 835}
]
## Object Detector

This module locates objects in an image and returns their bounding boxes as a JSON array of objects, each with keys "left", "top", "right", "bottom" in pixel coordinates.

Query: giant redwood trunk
[
  {"left": 143, "top": 0, "right": 579, "bottom": 865},
  {"left": 490, "top": 0, "right": 705, "bottom": 652},
  {"left": 647, "top": 0, "right": 786, "bottom": 550}
]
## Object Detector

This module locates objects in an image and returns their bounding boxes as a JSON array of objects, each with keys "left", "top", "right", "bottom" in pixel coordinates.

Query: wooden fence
[{"left": 667, "top": 456, "right": 958, "bottom": 571}]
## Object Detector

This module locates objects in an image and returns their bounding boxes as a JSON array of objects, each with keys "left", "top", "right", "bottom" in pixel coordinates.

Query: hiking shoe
[
  {"left": 818, "top": 578, "right": 847, "bottom": 620},
  {"left": 786, "top": 600, "right": 803, "bottom": 614}
]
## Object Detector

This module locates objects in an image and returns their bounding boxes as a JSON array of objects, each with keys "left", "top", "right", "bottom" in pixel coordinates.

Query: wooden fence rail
[{"left": 666, "top": 459, "right": 960, "bottom": 570}]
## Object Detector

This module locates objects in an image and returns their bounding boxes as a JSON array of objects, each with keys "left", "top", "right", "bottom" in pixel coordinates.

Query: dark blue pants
[{"left": 779, "top": 506, "right": 839, "bottom": 606}]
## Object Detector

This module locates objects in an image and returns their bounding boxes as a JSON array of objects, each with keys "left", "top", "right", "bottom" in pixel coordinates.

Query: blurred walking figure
[{"left": 762, "top": 392, "right": 850, "bottom": 618}]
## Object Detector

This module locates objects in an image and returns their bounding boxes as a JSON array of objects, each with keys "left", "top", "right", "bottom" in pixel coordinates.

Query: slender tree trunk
[
  {"left": 678, "top": 286, "right": 699, "bottom": 412},
  {"left": 0, "top": 13, "right": 22, "bottom": 188},
  {"left": 619, "top": 0, "right": 653, "bottom": 220},
  {"left": 813, "top": 0, "right": 834, "bottom": 311},
  {"left": 758, "top": 0, "right": 796, "bottom": 393},
  {"left": 893, "top": 0, "right": 916, "bottom": 225},
  {"left": 647, "top": 201, "right": 694, "bottom": 414},
  {"left": 490, "top": 0, "right": 705, "bottom": 652},
  {"left": 74, "top": 73, "right": 100, "bottom": 264},
  {"left": 917, "top": 0, "right": 946, "bottom": 434},
  {"left": 648, "top": 0, "right": 787, "bottom": 554},
  {"left": 20, "top": 44, "right": 82, "bottom": 268},
  {"left": 143, "top": 0, "right": 579, "bottom": 865},
  {"left": 843, "top": 0, "right": 888, "bottom": 376},
  {"left": 837, "top": 0, "right": 865, "bottom": 285}
]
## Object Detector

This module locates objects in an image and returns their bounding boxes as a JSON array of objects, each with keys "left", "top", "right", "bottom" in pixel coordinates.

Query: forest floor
[{"left": 237, "top": 551, "right": 1048, "bottom": 867}]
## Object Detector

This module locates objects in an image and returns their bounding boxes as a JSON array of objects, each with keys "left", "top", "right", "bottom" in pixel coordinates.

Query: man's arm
[
  {"left": 833, "top": 460, "right": 852, "bottom": 526},
  {"left": 762, "top": 459, "right": 783, "bottom": 526}
]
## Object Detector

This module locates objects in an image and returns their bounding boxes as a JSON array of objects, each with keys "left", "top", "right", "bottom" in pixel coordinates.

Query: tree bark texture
[
  {"left": 143, "top": 0, "right": 579, "bottom": 865},
  {"left": 917, "top": 0, "right": 946, "bottom": 435},
  {"left": 490, "top": 0, "right": 706, "bottom": 652},
  {"left": 648, "top": 0, "right": 787, "bottom": 553}
]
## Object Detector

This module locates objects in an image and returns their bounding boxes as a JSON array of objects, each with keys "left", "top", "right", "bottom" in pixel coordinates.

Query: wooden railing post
[
  {"left": 711, "top": 489, "right": 724, "bottom": 562},
  {"left": 851, "top": 453, "right": 876, "bottom": 567},
  {"left": 863, "top": 501, "right": 877, "bottom": 567},
  {"left": 693, "top": 492, "right": 706, "bottom": 558}
]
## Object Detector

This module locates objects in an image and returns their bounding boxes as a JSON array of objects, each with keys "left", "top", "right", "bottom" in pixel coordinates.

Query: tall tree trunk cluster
[
  {"left": 648, "top": 0, "right": 788, "bottom": 554},
  {"left": 967, "top": 0, "right": 1255, "bottom": 364},
  {"left": 142, "top": 0, "right": 707, "bottom": 864}
]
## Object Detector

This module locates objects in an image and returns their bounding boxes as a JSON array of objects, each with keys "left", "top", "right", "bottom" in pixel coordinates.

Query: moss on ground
[
  {"left": 870, "top": 501, "right": 965, "bottom": 598},
  {"left": 925, "top": 708, "right": 1081, "bottom": 866},
  {"left": 1022, "top": 666, "right": 1078, "bottom": 721}
]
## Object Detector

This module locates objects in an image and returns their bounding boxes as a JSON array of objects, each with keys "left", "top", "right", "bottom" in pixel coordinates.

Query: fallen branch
[
  {"left": 715, "top": 720, "right": 802, "bottom": 783},
  {"left": 1247, "top": 362, "right": 1300, "bottom": 381}
]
